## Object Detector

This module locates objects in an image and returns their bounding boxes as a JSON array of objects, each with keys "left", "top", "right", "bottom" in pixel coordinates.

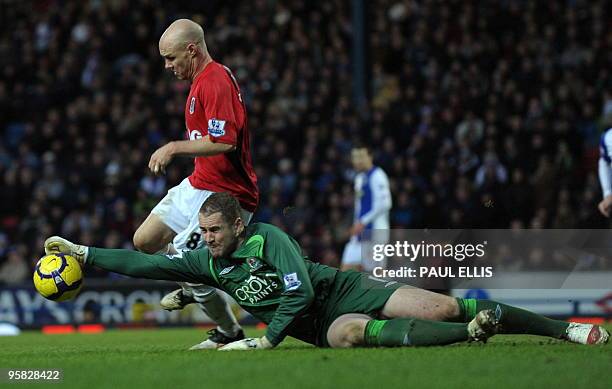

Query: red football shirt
[{"left": 184, "top": 61, "right": 259, "bottom": 212}]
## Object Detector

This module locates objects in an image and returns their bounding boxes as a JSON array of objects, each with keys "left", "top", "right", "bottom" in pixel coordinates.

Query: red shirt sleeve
[{"left": 198, "top": 77, "right": 238, "bottom": 146}]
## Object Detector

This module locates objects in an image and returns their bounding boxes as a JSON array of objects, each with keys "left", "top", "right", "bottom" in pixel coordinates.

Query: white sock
[{"left": 191, "top": 287, "right": 241, "bottom": 336}]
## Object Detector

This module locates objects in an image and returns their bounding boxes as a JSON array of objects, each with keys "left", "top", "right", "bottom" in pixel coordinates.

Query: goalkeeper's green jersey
[{"left": 88, "top": 223, "right": 339, "bottom": 346}]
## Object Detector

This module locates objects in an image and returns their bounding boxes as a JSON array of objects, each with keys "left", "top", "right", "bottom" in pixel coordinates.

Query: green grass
[{"left": 1, "top": 326, "right": 610, "bottom": 389}]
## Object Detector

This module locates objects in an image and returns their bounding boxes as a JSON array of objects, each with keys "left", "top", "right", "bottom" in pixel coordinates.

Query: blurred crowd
[{"left": 1, "top": 0, "right": 612, "bottom": 284}]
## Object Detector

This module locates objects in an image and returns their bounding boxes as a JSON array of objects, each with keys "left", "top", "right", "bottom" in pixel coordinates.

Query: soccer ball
[{"left": 33, "top": 253, "right": 83, "bottom": 301}]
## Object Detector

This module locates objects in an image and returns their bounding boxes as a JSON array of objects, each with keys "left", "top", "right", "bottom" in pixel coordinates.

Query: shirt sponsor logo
[
  {"left": 208, "top": 119, "right": 226, "bottom": 137},
  {"left": 233, "top": 275, "right": 279, "bottom": 304},
  {"left": 219, "top": 266, "right": 235, "bottom": 276},
  {"left": 283, "top": 272, "right": 302, "bottom": 291},
  {"left": 189, "top": 130, "right": 203, "bottom": 140},
  {"left": 189, "top": 96, "right": 196, "bottom": 114}
]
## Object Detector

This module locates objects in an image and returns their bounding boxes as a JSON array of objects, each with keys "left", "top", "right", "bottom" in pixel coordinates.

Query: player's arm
[
  {"left": 44, "top": 236, "right": 218, "bottom": 286},
  {"left": 88, "top": 248, "right": 214, "bottom": 284},
  {"left": 148, "top": 136, "right": 235, "bottom": 174},
  {"left": 167, "top": 136, "right": 236, "bottom": 157},
  {"left": 353, "top": 170, "right": 392, "bottom": 233},
  {"left": 598, "top": 130, "right": 612, "bottom": 217},
  {"left": 220, "top": 228, "right": 315, "bottom": 351},
  {"left": 262, "top": 228, "right": 315, "bottom": 347}
]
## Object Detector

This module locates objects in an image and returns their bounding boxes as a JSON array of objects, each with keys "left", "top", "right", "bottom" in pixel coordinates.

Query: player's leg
[
  {"left": 380, "top": 285, "right": 460, "bottom": 321},
  {"left": 326, "top": 312, "right": 498, "bottom": 348},
  {"left": 340, "top": 238, "right": 362, "bottom": 271},
  {"left": 159, "top": 240, "right": 243, "bottom": 348},
  {"left": 381, "top": 287, "right": 609, "bottom": 344},
  {"left": 184, "top": 283, "right": 244, "bottom": 350},
  {"left": 326, "top": 314, "right": 371, "bottom": 347},
  {"left": 453, "top": 297, "right": 609, "bottom": 344},
  {"left": 322, "top": 273, "right": 496, "bottom": 348},
  {"left": 133, "top": 181, "right": 188, "bottom": 253},
  {"left": 133, "top": 213, "right": 176, "bottom": 253}
]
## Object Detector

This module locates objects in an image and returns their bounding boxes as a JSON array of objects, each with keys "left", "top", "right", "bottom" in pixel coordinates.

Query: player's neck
[{"left": 191, "top": 55, "right": 213, "bottom": 81}]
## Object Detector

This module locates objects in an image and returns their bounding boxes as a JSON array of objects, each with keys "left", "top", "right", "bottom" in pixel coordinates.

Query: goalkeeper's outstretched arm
[
  {"left": 44, "top": 235, "right": 215, "bottom": 285},
  {"left": 88, "top": 248, "right": 210, "bottom": 284}
]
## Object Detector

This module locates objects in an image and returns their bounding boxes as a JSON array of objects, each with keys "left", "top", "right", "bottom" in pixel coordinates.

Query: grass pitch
[{"left": 1, "top": 326, "right": 610, "bottom": 389}]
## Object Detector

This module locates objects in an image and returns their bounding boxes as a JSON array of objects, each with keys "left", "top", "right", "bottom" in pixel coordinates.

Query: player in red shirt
[{"left": 132, "top": 19, "right": 259, "bottom": 349}]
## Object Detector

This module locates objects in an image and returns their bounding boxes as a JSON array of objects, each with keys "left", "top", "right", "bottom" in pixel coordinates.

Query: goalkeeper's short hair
[{"left": 200, "top": 192, "right": 241, "bottom": 225}]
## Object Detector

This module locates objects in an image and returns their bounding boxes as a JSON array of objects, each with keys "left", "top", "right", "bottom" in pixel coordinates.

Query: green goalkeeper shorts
[{"left": 313, "top": 270, "right": 404, "bottom": 347}]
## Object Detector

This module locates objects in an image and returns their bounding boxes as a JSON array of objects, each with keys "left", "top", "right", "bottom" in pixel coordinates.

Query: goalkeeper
[{"left": 45, "top": 193, "right": 609, "bottom": 350}]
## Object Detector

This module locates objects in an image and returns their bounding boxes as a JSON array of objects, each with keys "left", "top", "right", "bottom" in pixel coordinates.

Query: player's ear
[
  {"left": 187, "top": 42, "right": 197, "bottom": 57},
  {"left": 234, "top": 217, "right": 245, "bottom": 236}
]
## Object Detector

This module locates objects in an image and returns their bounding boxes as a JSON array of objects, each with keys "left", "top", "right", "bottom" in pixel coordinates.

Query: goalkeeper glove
[
  {"left": 218, "top": 336, "right": 273, "bottom": 351},
  {"left": 44, "top": 236, "right": 89, "bottom": 264}
]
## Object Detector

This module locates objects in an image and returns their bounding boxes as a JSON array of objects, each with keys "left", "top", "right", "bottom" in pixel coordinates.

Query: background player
[
  {"left": 132, "top": 19, "right": 259, "bottom": 349},
  {"left": 341, "top": 145, "right": 392, "bottom": 272},
  {"left": 598, "top": 128, "right": 612, "bottom": 217},
  {"left": 44, "top": 193, "right": 609, "bottom": 350}
]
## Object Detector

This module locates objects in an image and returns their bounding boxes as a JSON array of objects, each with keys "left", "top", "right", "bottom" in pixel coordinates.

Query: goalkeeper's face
[{"left": 199, "top": 212, "right": 245, "bottom": 258}]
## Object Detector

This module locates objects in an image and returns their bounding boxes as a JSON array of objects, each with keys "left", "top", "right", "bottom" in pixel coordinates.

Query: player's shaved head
[
  {"left": 159, "top": 18, "right": 207, "bottom": 53},
  {"left": 159, "top": 19, "right": 211, "bottom": 81}
]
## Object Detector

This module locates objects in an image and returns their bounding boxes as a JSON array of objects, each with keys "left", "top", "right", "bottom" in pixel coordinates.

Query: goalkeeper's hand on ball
[
  {"left": 218, "top": 336, "right": 273, "bottom": 351},
  {"left": 44, "top": 236, "right": 88, "bottom": 264}
]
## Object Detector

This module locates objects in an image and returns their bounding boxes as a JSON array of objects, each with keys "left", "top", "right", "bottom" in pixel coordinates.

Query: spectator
[{"left": 0, "top": 248, "right": 30, "bottom": 285}]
